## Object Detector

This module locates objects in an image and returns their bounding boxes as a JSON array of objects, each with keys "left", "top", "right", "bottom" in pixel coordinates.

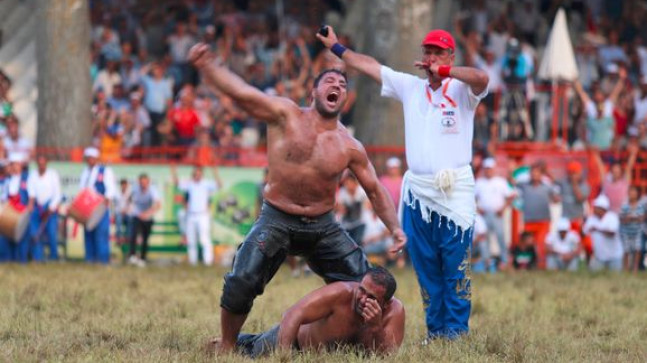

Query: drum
[
  {"left": 68, "top": 188, "right": 107, "bottom": 230},
  {"left": 0, "top": 204, "right": 29, "bottom": 241}
]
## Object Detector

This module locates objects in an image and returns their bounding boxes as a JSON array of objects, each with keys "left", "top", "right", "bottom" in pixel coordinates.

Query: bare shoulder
[
  {"left": 383, "top": 298, "right": 405, "bottom": 319},
  {"left": 337, "top": 124, "right": 367, "bottom": 154}
]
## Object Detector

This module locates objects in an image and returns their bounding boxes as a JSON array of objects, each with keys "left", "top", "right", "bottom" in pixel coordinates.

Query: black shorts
[{"left": 220, "top": 202, "right": 369, "bottom": 314}]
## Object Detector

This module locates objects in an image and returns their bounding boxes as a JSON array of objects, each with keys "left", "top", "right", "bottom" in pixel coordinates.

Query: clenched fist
[{"left": 188, "top": 43, "right": 214, "bottom": 69}]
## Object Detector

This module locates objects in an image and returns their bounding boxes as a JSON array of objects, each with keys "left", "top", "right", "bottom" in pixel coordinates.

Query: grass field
[{"left": 1, "top": 265, "right": 646, "bottom": 362}]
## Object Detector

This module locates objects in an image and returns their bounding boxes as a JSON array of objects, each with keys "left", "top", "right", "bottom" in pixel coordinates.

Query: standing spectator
[
  {"left": 634, "top": 75, "right": 647, "bottom": 124},
  {"left": 360, "top": 201, "right": 393, "bottom": 263},
  {"left": 28, "top": 155, "right": 62, "bottom": 261},
  {"left": 594, "top": 145, "right": 638, "bottom": 213},
  {"left": 337, "top": 173, "right": 367, "bottom": 245},
  {"left": 583, "top": 195, "right": 623, "bottom": 272},
  {"left": 471, "top": 212, "right": 490, "bottom": 274},
  {"left": 558, "top": 160, "right": 592, "bottom": 261},
  {"left": 499, "top": 38, "right": 533, "bottom": 140},
  {"left": 572, "top": 68, "right": 626, "bottom": 150},
  {"left": 128, "top": 173, "right": 161, "bottom": 267},
  {"left": 546, "top": 218, "right": 581, "bottom": 271},
  {"left": 4, "top": 153, "right": 32, "bottom": 263},
  {"left": 129, "top": 92, "right": 152, "bottom": 147},
  {"left": 140, "top": 63, "right": 173, "bottom": 146},
  {"left": 598, "top": 30, "right": 628, "bottom": 71},
  {"left": 511, "top": 231, "right": 537, "bottom": 270},
  {"left": 115, "top": 178, "right": 132, "bottom": 247},
  {"left": 515, "top": 163, "right": 559, "bottom": 269},
  {"left": 619, "top": 186, "right": 645, "bottom": 273},
  {"left": 379, "top": 157, "right": 403, "bottom": 207},
  {"left": 170, "top": 165, "right": 221, "bottom": 266},
  {"left": 167, "top": 89, "right": 201, "bottom": 146},
  {"left": 79, "top": 147, "right": 118, "bottom": 264},
  {"left": 475, "top": 158, "right": 515, "bottom": 269},
  {"left": 167, "top": 22, "right": 196, "bottom": 84}
]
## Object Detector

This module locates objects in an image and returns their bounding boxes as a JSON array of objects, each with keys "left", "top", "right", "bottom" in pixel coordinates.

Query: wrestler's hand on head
[
  {"left": 389, "top": 227, "right": 407, "bottom": 254},
  {"left": 315, "top": 25, "right": 339, "bottom": 49},
  {"left": 361, "top": 298, "right": 383, "bottom": 327},
  {"left": 188, "top": 43, "right": 214, "bottom": 69}
]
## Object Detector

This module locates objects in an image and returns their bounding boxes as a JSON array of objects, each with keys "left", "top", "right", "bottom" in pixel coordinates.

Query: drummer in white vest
[
  {"left": 4, "top": 152, "right": 33, "bottom": 263},
  {"left": 28, "top": 155, "right": 62, "bottom": 261},
  {"left": 79, "top": 147, "right": 117, "bottom": 264},
  {"left": 171, "top": 164, "right": 221, "bottom": 266}
]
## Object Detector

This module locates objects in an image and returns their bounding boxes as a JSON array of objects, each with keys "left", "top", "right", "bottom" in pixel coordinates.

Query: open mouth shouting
[{"left": 326, "top": 90, "right": 340, "bottom": 107}]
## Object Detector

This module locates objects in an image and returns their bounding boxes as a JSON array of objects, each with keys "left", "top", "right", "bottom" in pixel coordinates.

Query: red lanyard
[{"left": 425, "top": 79, "right": 457, "bottom": 108}]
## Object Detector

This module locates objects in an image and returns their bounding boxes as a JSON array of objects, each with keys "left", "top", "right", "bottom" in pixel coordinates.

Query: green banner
[{"left": 48, "top": 162, "right": 263, "bottom": 259}]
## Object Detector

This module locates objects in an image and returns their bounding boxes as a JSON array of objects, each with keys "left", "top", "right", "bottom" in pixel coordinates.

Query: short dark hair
[
  {"left": 313, "top": 68, "right": 347, "bottom": 88},
  {"left": 139, "top": 173, "right": 149, "bottom": 180},
  {"left": 520, "top": 231, "right": 534, "bottom": 241},
  {"left": 366, "top": 266, "right": 397, "bottom": 301}
]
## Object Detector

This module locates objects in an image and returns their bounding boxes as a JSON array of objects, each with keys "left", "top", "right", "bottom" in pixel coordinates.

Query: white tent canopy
[{"left": 538, "top": 8, "right": 579, "bottom": 81}]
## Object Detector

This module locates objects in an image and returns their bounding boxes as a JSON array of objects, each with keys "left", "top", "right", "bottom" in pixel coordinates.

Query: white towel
[{"left": 400, "top": 165, "right": 476, "bottom": 233}]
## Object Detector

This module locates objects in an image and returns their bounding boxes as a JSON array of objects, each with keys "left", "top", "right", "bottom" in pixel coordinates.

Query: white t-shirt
[
  {"left": 473, "top": 213, "right": 487, "bottom": 241},
  {"left": 546, "top": 230, "right": 580, "bottom": 255},
  {"left": 585, "top": 99, "right": 613, "bottom": 119},
  {"left": 179, "top": 179, "right": 218, "bottom": 214},
  {"left": 475, "top": 176, "right": 514, "bottom": 212},
  {"left": 361, "top": 211, "right": 391, "bottom": 247},
  {"left": 380, "top": 66, "right": 487, "bottom": 175},
  {"left": 633, "top": 92, "right": 647, "bottom": 123},
  {"left": 28, "top": 169, "right": 62, "bottom": 211},
  {"left": 583, "top": 212, "right": 623, "bottom": 261},
  {"left": 3, "top": 136, "right": 33, "bottom": 155}
]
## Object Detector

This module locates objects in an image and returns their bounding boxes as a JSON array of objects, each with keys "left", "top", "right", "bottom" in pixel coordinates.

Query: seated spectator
[
  {"left": 583, "top": 195, "right": 623, "bottom": 272},
  {"left": 360, "top": 202, "right": 397, "bottom": 265},
  {"left": 546, "top": 218, "right": 581, "bottom": 271},
  {"left": 471, "top": 212, "right": 491, "bottom": 274},
  {"left": 93, "top": 60, "right": 122, "bottom": 98},
  {"left": 3, "top": 116, "right": 33, "bottom": 158},
  {"left": 572, "top": 67, "right": 626, "bottom": 150},
  {"left": 336, "top": 172, "right": 367, "bottom": 245},
  {"left": 511, "top": 231, "right": 537, "bottom": 270},
  {"left": 619, "top": 185, "right": 645, "bottom": 273},
  {"left": 379, "top": 157, "right": 403, "bottom": 207}
]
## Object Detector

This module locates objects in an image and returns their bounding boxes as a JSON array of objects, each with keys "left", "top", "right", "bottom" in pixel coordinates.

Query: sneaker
[{"left": 128, "top": 255, "right": 139, "bottom": 265}]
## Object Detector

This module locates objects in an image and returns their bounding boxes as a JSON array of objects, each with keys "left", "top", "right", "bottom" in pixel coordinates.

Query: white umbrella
[{"left": 538, "top": 8, "right": 579, "bottom": 81}]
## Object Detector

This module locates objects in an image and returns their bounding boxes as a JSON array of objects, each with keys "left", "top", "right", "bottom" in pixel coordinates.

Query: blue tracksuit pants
[
  {"left": 84, "top": 212, "right": 111, "bottom": 264},
  {"left": 403, "top": 199, "right": 473, "bottom": 339}
]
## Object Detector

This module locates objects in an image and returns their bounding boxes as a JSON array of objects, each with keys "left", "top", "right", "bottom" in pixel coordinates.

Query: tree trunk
[
  {"left": 345, "top": 0, "right": 433, "bottom": 147},
  {"left": 36, "top": 0, "right": 91, "bottom": 151}
]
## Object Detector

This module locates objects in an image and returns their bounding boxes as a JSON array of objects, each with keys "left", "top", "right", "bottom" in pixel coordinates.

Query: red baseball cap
[{"left": 421, "top": 29, "right": 455, "bottom": 51}]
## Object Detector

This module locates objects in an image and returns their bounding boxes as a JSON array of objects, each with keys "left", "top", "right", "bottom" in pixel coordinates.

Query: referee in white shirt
[
  {"left": 318, "top": 26, "right": 488, "bottom": 340},
  {"left": 171, "top": 164, "right": 221, "bottom": 266},
  {"left": 28, "top": 155, "right": 62, "bottom": 261},
  {"left": 79, "top": 147, "right": 118, "bottom": 264}
]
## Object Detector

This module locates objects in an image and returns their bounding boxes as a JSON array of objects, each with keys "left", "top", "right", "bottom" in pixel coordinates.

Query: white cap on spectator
[
  {"left": 386, "top": 157, "right": 401, "bottom": 168},
  {"left": 83, "top": 147, "right": 100, "bottom": 159},
  {"left": 593, "top": 195, "right": 610, "bottom": 210},
  {"left": 483, "top": 157, "right": 496, "bottom": 168},
  {"left": 556, "top": 218, "right": 571, "bottom": 232},
  {"left": 606, "top": 63, "right": 619, "bottom": 74},
  {"left": 8, "top": 152, "right": 24, "bottom": 163}
]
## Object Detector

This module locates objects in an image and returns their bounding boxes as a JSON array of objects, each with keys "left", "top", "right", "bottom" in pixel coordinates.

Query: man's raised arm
[
  {"left": 316, "top": 26, "right": 384, "bottom": 84},
  {"left": 188, "top": 43, "right": 295, "bottom": 123}
]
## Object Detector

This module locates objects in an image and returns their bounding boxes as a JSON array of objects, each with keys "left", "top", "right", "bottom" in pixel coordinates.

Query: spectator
[
  {"left": 107, "top": 83, "right": 130, "bottom": 113},
  {"left": 514, "top": 163, "right": 559, "bottom": 269},
  {"left": 167, "top": 22, "right": 197, "bottom": 84},
  {"left": 633, "top": 75, "right": 647, "bottom": 124},
  {"left": 360, "top": 201, "right": 394, "bottom": 263},
  {"left": 379, "top": 157, "right": 403, "bottom": 207},
  {"left": 583, "top": 195, "right": 623, "bottom": 272},
  {"left": 499, "top": 38, "right": 533, "bottom": 140},
  {"left": 593, "top": 145, "right": 638, "bottom": 213},
  {"left": 572, "top": 67, "right": 626, "bottom": 150},
  {"left": 93, "top": 60, "right": 122, "bottom": 98},
  {"left": 619, "top": 185, "right": 645, "bottom": 273},
  {"left": 128, "top": 92, "right": 151, "bottom": 148},
  {"left": 115, "top": 178, "right": 132, "bottom": 247},
  {"left": 558, "top": 160, "right": 592, "bottom": 260},
  {"left": 473, "top": 103, "right": 494, "bottom": 152},
  {"left": 167, "top": 88, "right": 201, "bottom": 147},
  {"left": 2, "top": 116, "right": 33, "bottom": 157},
  {"left": 511, "top": 231, "right": 537, "bottom": 270},
  {"left": 336, "top": 172, "right": 367, "bottom": 245},
  {"left": 598, "top": 30, "right": 629, "bottom": 71},
  {"left": 475, "top": 158, "right": 515, "bottom": 269},
  {"left": 128, "top": 173, "right": 161, "bottom": 267},
  {"left": 546, "top": 218, "right": 581, "bottom": 271},
  {"left": 140, "top": 63, "right": 173, "bottom": 146},
  {"left": 471, "top": 212, "right": 490, "bottom": 274}
]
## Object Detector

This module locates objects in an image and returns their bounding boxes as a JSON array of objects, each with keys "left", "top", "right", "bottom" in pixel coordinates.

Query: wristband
[
  {"left": 438, "top": 65, "right": 452, "bottom": 78},
  {"left": 331, "top": 43, "right": 347, "bottom": 58}
]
